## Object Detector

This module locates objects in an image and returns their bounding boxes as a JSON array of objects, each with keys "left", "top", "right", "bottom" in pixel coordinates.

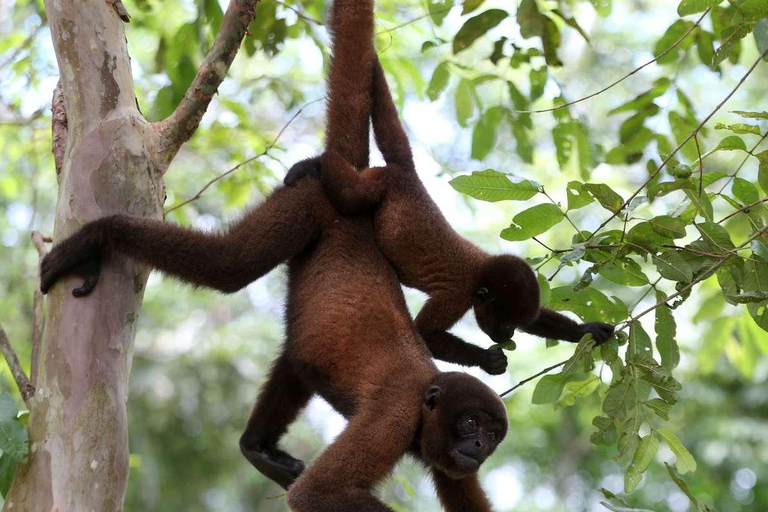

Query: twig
[
  {"left": 620, "top": 226, "right": 768, "bottom": 329},
  {"left": 716, "top": 131, "right": 768, "bottom": 194},
  {"left": 718, "top": 196, "right": 768, "bottom": 223},
  {"left": 694, "top": 134, "right": 703, "bottom": 196},
  {"left": 165, "top": 97, "right": 324, "bottom": 214},
  {"left": 276, "top": 0, "right": 322, "bottom": 25},
  {"left": 532, "top": 237, "right": 555, "bottom": 252},
  {"left": 0, "top": 322, "right": 35, "bottom": 406},
  {"left": 376, "top": 7, "right": 451, "bottom": 36},
  {"left": 52, "top": 81, "right": 68, "bottom": 178},
  {"left": 154, "top": 0, "right": 260, "bottom": 169},
  {"left": 584, "top": 47, "right": 768, "bottom": 244},
  {"left": 514, "top": 9, "right": 710, "bottom": 114},
  {"left": 500, "top": 360, "right": 567, "bottom": 398},
  {"left": 30, "top": 231, "right": 48, "bottom": 388}
]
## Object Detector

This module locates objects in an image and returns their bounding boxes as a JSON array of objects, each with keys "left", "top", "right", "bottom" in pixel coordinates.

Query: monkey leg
[
  {"left": 287, "top": 392, "right": 421, "bottom": 512},
  {"left": 240, "top": 352, "right": 313, "bottom": 490},
  {"left": 431, "top": 469, "right": 492, "bottom": 512}
]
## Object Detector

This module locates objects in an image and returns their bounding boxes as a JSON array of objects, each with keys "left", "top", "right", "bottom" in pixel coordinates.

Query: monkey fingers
[
  {"left": 241, "top": 446, "right": 305, "bottom": 490},
  {"left": 480, "top": 347, "right": 508, "bottom": 375},
  {"left": 580, "top": 322, "right": 615, "bottom": 345}
]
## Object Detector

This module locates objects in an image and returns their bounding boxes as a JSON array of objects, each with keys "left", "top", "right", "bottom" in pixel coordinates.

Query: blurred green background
[{"left": 1, "top": 0, "right": 767, "bottom": 510}]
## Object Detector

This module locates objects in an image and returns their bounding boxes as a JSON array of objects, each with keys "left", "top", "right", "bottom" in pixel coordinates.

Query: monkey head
[
  {"left": 473, "top": 254, "right": 540, "bottom": 344},
  {"left": 419, "top": 372, "right": 508, "bottom": 479}
]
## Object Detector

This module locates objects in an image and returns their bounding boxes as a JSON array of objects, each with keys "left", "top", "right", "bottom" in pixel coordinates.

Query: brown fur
[
  {"left": 285, "top": 59, "right": 615, "bottom": 361},
  {"left": 40, "top": 0, "right": 509, "bottom": 509}
]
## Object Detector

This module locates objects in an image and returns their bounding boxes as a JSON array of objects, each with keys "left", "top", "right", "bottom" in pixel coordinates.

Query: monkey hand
[
  {"left": 480, "top": 347, "right": 508, "bottom": 375},
  {"left": 41, "top": 229, "right": 103, "bottom": 297},
  {"left": 578, "top": 322, "right": 615, "bottom": 345},
  {"left": 284, "top": 155, "right": 323, "bottom": 186},
  {"left": 241, "top": 445, "right": 306, "bottom": 490}
]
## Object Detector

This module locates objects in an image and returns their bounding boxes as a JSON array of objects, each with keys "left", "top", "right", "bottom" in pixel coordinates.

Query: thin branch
[
  {"left": 718, "top": 196, "right": 768, "bottom": 223},
  {"left": 30, "top": 231, "right": 48, "bottom": 388},
  {"left": 584, "top": 47, "right": 768, "bottom": 244},
  {"left": 276, "top": 0, "right": 322, "bottom": 25},
  {"left": 694, "top": 133, "right": 703, "bottom": 196},
  {"left": 620, "top": 225, "right": 768, "bottom": 329},
  {"left": 716, "top": 131, "right": 768, "bottom": 194},
  {"left": 376, "top": 8, "right": 450, "bottom": 36},
  {"left": 51, "top": 80, "right": 68, "bottom": 178},
  {"left": 514, "top": 9, "right": 710, "bottom": 115},
  {"left": 532, "top": 236, "right": 555, "bottom": 252},
  {"left": 165, "top": 97, "right": 324, "bottom": 214},
  {"left": 0, "top": 322, "right": 35, "bottom": 406},
  {"left": 154, "top": 0, "right": 260, "bottom": 170},
  {"left": 500, "top": 360, "right": 567, "bottom": 398}
]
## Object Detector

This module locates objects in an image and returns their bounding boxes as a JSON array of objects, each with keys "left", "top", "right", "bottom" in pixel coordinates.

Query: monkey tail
[
  {"left": 324, "top": 0, "right": 376, "bottom": 170},
  {"left": 370, "top": 58, "right": 414, "bottom": 170}
]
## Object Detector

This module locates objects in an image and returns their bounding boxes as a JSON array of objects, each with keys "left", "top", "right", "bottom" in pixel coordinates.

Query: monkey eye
[
  {"left": 466, "top": 417, "right": 478, "bottom": 429},
  {"left": 475, "top": 287, "right": 489, "bottom": 303}
]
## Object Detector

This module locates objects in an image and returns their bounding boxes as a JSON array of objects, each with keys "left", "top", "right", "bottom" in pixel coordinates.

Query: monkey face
[
  {"left": 473, "top": 254, "right": 540, "bottom": 344},
  {"left": 419, "top": 372, "right": 508, "bottom": 479}
]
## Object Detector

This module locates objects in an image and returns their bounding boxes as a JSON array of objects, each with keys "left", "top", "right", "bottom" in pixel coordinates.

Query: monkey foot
[{"left": 241, "top": 445, "right": 306, "bottom": 490}]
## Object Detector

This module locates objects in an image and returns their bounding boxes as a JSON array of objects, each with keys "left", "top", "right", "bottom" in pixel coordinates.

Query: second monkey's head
[
  {"left": 472, "top": 254, "right": 541, "bottom": 345},
  {"left": 419, "top": 372, "right": 508, "bottom": 479}
]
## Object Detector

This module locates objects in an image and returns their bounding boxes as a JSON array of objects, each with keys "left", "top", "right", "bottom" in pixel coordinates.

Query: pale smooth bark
[{"left": 5, "top": 0, "right": 258, "bottom": 509}]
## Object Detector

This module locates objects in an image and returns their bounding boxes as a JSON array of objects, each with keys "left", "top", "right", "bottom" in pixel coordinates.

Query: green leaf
[
  {"left": 566, "top": 181, "right": 595, "bottom": 210},
  {"left": 429, "top": 0, "right": 454, "bottom": 25},
  {"left": 665, "top": 463, "right": 701, "bottom": 509},
  {"left": 653, "top": 251, "right": 693, "bottom": 283},
  {"left": 462, "top": 0, "right": 485, "bottom": 14},
  {"left": 625, "top": 434, "right": 659, "bottom": 492},
  {"left": 557, "top": 374, "right": 600, "bottom": 407},
  {"left": 585, "top": 183, "right": 624, "bottom": 213},
  {"left": 695, "top": 222, "right": 735, "bottom": 252},
  {"left": 714, "top": 122, "right": 761, "bottom": 135},
  {"left": 517, "top": 0, "right": 544, "bottom": 38},
  {"left": 654, "top": 20, "right": 695, "bottom": 65},
  {"left": 732, "top": 177, "right": 760, "bottom": 204},
  {"left": 427, "top": 62, "right": 451, "bottom": 101},
  {"left": 677, "top": 0, "right": 721, "bottom": 16},
  {"left": 472, "top": 107, "right": 505, "bottom": 160},
  {"left": 450, "top": 170, "right": 539, "bottom": 202},
  {"left": 0, "top": 454, "right": 16, "bottom": 499},
  {"left": 736, "top": 0, "right": 768, "bottom": 22},
  {"left": 669, "top": 111, "right": 699, "bottom": 161},
  {"left": 656, "top": 429, "right": 697, "bottom": 475},
  {"left": 713, "top": 23, "right": 753, "bottom": 66},
  {"left": 599, "top": 258, "right": 650, "bottom": 287},
  {"left": 655, "top": 292, "right": 680, "bottom": 371},
  {"left": 742, "top": 256, "right": 768, "bottom": 333},
  {"left": 755, "top": 18, "right": 768, "bottom": 60},
  {"left": 563, "top": 336, "right": 597, "bottom": 375},
  {"left": 648, "top": 216, "right": 687, "bottom": 239},
  {"left": 455, "top": 79, "right": 475, "bottom": 127},
  {"left": 603, "top": 379, "right": 636, "bottom": 416},
  {"left": 629, "top": 322, "right": 654, "bottom": 360},
  {"left": 592, "top": 416, "right": 618, "bottom": 446},
  {"left": 643, "top": 398, "right": 673, "bottom": 420},
  {"left": 529, "top": 67, "right": 547, "bottom": 101},
  {"left": 600, "top": 488, "right": 656, "bottom": 512},
  {"left": 532, "top": 373, "right": 569, "bottom": 404},
  {"left": 714, "top": 135, "right": 747, "bottom": 152},
  {"left": 500, "top": 204, "right": 564, "bottom": 241},
  {"left": 683, "top": 189, "right": 714, "bottom": 222},
  {"left": 453, "top": 9, "right": 508, "bottom": 54},
  {"left": 758, "top": 150, "right": 768, "bottom": 194},
  {"left": 731, "top": 110, "right": 768, "bottom": 120},
  {"left": 609, "top": 78, "right": 670, "bottom": 115},
  {"left": 550, "top": 287, "right": 629, "bottom": 323},
  {"left": 0, "top": 394, "right": 27, "bottom": 462}
]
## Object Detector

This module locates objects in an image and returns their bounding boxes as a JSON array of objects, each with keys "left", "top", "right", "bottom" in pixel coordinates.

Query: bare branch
[
  {"left": 584, "top": 47, "right": 768, "bottom": 244},
  {"left": 0, "top": 322, "right": 35, "bottom": 406},
  {"left": 165, "top": 97, "right": 324, "bottom": 214},
  {"left": 52, "top": 81, "right": 68, "bottom": 178},
  {"left": 154, "top": 0, "right": 260, "bottom": 169},
  {"left": 514, "top": 9, "right": 710, "bottom": 115},
  {"left": 500, "top": 360, "right": 567, "bottom": 398},
  {"left": 30, "top": 231, "right": 49, "bottom": 388},
  {"left": 718, "top": 196, "right": 768, "bottom": 224}
]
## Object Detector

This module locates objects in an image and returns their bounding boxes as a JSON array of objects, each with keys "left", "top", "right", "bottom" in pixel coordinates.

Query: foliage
[{"left": 1, "top": 0, "right": 768, "bottom": 510}]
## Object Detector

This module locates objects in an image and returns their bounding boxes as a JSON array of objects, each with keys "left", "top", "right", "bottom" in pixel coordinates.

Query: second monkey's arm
[{"left": 523, "top": 308, "right": 615, "bottom": 344}]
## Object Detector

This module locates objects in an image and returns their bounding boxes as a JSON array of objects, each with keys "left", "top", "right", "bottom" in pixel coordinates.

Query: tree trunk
[
  {"left": 4, "top": 0, "right": 258, "bottom": 509},
  {"left": 4, "top": 1, "right": 163, "bottom": 510}
]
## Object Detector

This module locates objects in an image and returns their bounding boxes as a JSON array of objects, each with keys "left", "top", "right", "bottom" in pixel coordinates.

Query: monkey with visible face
[{"left": 285, "top": 58, "right": 615, "bottom": 365}]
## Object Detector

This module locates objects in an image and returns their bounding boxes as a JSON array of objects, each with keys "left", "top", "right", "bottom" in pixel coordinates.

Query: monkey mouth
[{"left": 450, "top": 449, "right": 480, "bottom": 474}]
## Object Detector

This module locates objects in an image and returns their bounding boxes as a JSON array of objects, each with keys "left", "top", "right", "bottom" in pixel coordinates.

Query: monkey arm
[
  {"left": 370, "top": 58, "right": 414, "bottom": 168},
  {"left": 416, "top": 296, "right": 507, "bottom": 375},
  {"left": 41, "top": 185, "right": 319, "bottom": 296},
  {"left": 522, "top": 308, "right": 615, "bottom": 344},
  {"left": 319, "top": 149, "right": 390, "bottom": 215},
  {"left": 431, "top": 470, "right": 493, "bottom": 512}
]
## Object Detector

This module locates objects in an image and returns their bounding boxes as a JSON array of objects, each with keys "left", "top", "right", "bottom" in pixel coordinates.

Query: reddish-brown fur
[
  {"left": 40, "top": 0, "right": 509, "bottom": 509},
  {"left": 285, "top": 59, "right": 615, "bottom": 360}
]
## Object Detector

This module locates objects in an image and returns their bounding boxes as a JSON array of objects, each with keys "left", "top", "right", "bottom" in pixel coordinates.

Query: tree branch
[
  {"left": 51, "top": 80, "right": 68, "bottom": 179},
  {"left": 30, "top": 231, "right": 48, "bottom": 388},
  {"left": 584, "top": 47, "right": 768, "bottom": 244},
  {"left": 0, "top": 322, "right": 35, "bottom": 406},
  {"left": 154, "top": 0, "right": 261, "bottom": 170},
  {"left": 514, "top": 9, "right": 710, "bottom": 114},
  {"left": 165, "top": 96, "right": 324, "bottom": 213},
  {"left": 499, "top": 360, "right": 567, "bottom": 398}
]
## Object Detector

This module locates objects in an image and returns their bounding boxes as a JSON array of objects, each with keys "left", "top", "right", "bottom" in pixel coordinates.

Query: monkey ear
[{"left": 424, "top": 386, "right": 441, "bottom": 410}]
